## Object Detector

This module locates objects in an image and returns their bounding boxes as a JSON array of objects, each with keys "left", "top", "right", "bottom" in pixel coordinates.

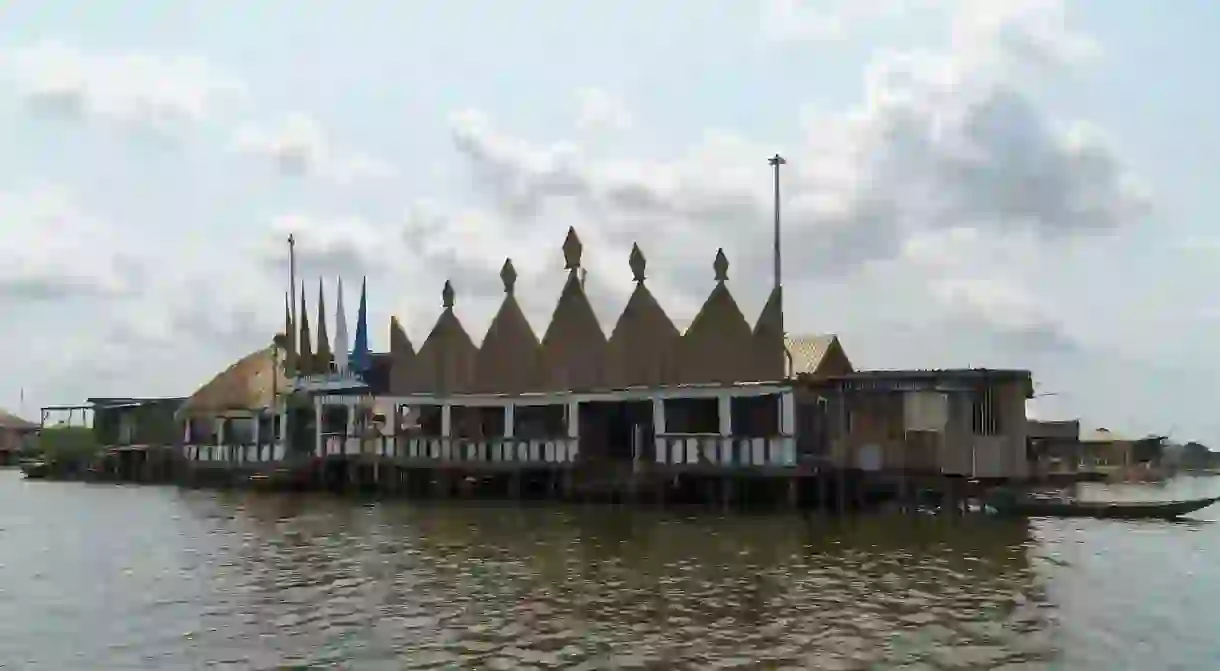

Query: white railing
[
  {"left": 318, "top": 435, "right": 581, "bottom": 464},
  {"left": 183, "top": 442, "right": 287, "bottom": 464},
  {"left": 653, "top": 434, "right": 797, "bottom": 467}
]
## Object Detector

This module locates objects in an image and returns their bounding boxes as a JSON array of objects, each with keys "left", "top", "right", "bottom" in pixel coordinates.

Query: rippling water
[{"left": 2, "top": 470, "right": 1219, "bottom": 669}]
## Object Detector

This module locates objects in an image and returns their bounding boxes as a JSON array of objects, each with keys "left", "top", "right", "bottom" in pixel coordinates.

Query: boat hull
[{"left": 997, "top": 495, "right": 1220, "bottom": 520}]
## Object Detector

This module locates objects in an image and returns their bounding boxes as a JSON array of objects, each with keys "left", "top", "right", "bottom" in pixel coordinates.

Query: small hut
[{"left": 0, "top": 409, "right": 38, "bottom": 465}]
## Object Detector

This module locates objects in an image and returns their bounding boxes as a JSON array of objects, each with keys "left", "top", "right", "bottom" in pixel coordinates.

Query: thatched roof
[
  {"left": 752, "top": 286, "right": 785, "bottom": 380},
  {"left": 386, "top": 229, "right": 801, "bottom": 395},
  {"left": 539, "top": 270, "right": 606, "bottom": 390},
  {"left": 787, "top": 333, "right": 853, "bottom": 377},
  {"left": 0, "top": 409, "right": 37, "bottom": 431},
  {"left": 400, "top": 281, "right": 478, "bottom": 394},
  {"left": 676, "top": 249, "right": 756, "bottom": 384},
  {"left": 387, "top": 316, "right": 416, "bottom": 395},
  {"left": 178, "top": 345, "right": 290, "bottom": 416},
  {"left": 605, "top": 245, "right": 680, "bottom": 387},
  {"left": 474, "top": 260, "right": 542, "bottom": 393}
]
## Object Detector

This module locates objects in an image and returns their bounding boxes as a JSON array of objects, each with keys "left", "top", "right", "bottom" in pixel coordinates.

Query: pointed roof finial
[
  {"left": 629, "top": 243, "right": 646, "bottom": 283},
  {"left": 713, "top": 248, "right": 730, "bottom": 283},
  {"left": 562, "top": 226, "right": 583, "bottom": 270},
  {"left": 500, "top": 259, "right": 517, "bottom": 295},
  {"left": 442, "top": 280, "right": 455, "bottom": 308}
]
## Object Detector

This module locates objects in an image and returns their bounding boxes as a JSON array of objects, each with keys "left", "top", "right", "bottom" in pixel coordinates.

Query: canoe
[
  {"left": 991, "top": 493, "right": 1220, "bottom": 520},
  {"left": 20, "top": 461, "right": 50, "bottom": 479}
]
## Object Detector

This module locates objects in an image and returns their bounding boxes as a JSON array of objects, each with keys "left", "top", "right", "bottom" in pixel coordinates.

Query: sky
[{"left": 2, "top": 0, "right": 1218, "bottom": 442}]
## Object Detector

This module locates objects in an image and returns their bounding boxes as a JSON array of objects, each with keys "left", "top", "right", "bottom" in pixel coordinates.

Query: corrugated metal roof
[{"left": 785, "top": 334, "right": 839, "bottom": 375}]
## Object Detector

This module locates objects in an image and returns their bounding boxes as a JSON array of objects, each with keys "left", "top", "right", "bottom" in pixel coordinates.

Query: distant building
[
  {"left": 176, "top": 227, "right": 1037, "bottom": 481},
  {"left": 0, "top": 409, "right": 38, "bottom": 465}
]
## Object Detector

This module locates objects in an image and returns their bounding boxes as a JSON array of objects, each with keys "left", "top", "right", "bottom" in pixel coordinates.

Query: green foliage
[{"left": 28, "top": 425, "right": 103, "bottom": 465}]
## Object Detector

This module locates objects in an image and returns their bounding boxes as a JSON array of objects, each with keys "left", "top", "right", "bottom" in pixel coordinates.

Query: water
[{"left": 1, "top": 470, "right": 1218, "bottom": 670}]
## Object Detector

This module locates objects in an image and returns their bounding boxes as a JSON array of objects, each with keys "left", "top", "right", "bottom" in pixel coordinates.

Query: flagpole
[{"left": 288, "top": 234, "right": 297, "bottom": 353}]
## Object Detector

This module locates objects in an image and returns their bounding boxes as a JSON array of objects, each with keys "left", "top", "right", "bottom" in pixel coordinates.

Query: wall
[
  {"left": 95, "top": 402, "right": 183, "bottom": 446},
  {"left": 805, "top": 376, "right": 1030, "bottom": 478}
]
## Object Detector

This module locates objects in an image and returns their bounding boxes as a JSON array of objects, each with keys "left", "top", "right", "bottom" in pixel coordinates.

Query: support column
[
  {"left": 566, "top": 400, "right": 579, "bottom": 462},
  {"left": 503, "top": 404, "right": 515, "bottom": 462},
  {"left": 314, "top": 396, "right": 323, "bottom": 458},
  {"left": 780, "top": 391, "right": 796, "bottom": 466},
  {"left": 566, "top": 401, "right": 579, "bottom": 438},
  {"left": 345, "top": 399, "right": 357, "bottom": 455},
  {"left": 252, "top": 414, "right": 261, "bottom": 462},
  {"left": 441, "top": 403, "right": 452, "bottom": 460},
  {"left": 652, "top": 397, "right": 667, "bottom": 463},
  {"left": 780, "top": 391, "right": 795, "bottom": 435},
  {"left": 717, "top": 393, "right": 732, "bottom": 466},
  {"left": 717, "top": 394, "right": 732, "bottom": 435},
  {"left": 216, "top": 418, "right": 227, "bottom": 463}
]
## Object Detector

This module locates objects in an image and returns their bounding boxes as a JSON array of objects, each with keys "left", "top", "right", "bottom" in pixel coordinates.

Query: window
[{"left": 971, "top": 386, "right": 1002, "bottom": 436}]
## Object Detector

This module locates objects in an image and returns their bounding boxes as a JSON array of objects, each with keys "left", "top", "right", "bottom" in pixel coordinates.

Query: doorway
[{"left": 579, "top": 400, "right": 654, "bottom": 462}]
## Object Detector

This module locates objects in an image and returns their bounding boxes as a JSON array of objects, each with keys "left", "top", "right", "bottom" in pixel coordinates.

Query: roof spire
[
  {"left": 350, "top": 277, "right": 371, "bottom": 373},
  {"left": 334, "top": 277, "right": 349, "bottom": 375},
  {"left": 500, "top": 259, "right": 517, "bottom": 295},
  {"left": 562, "top": 226, "right": 583, "bottom": 271},
  {"left": 298, "top": 282, "right": 313, "bottom": 372},
  {"left": 629, "top": 243, "right": 646, "bottom": 283},
  {"left": 282, "top": 292, "right": 297, "bottom": 373},
  {"left": 316, "top": 278, "right": 331, "bottom": 373},
  {"left": 713, "top": 248, "right": 730, "bottom": 284},
  {"left": 442, "top": 280, "right": 456, "bottom": 308}
]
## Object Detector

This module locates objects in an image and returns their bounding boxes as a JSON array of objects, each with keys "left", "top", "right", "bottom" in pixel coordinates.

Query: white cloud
[
  {"left": 4, "top": 1, "right": 1195, "bottom": 440},
  {"left": 446, "top": 1, "right": 1146, "bottom": 314},
  {"left": 0, "top": 40, "right": 244, "bottom": 133},
  {"left": 0, "top": 186, "right": 140, "bottom": 301},
  {"left": 760, "top": 0, "right": 932, "bottom": 42},
  {"left": 574, "top": 87, "right": 633, "bottom": 133},
  {"left": 232, "top": 113, "right": 395, "bottom": 185}
]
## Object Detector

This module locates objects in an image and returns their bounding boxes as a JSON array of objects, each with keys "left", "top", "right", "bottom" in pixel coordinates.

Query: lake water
[{"left": 2, "top": 469, "right": 1218, "bottom": 670}]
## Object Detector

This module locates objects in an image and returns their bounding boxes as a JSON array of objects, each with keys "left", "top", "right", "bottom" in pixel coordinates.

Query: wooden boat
[
  {"left": 988, "top": 490, "right": 1220, "bottom": 520},
  {"left": 20, "top": 461, "right": 50, "bottom": 479}
]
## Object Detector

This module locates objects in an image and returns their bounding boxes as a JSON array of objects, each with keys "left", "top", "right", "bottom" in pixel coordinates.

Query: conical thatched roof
[
  {"left": 474, "top": 259, "right": 541, "bottom": 393},
  {"left": 382, "top": 229, "right": 819, "bottom": 395},
  {"left": 605, "top": 244, "right": 679, "bottom": 387},
  {"left": 538, "top": 228, "right": 606, "bottom": 391},
  {"left": 0, "top": 409, "right": 37, "bottom": 431},
  {"left": 540, "top": 271, "right": 606, "bottom": 391},
  {"left": 178, "top": 345, "right": 290, "bottom": 416},
  {"left": 399, "top": 281, "right": 478, "bottom": 394},
  {"left": 677, "top": 249, "right": 756, "bottom": 383},
  {"left": 388, "top": 316, "right": 416, "bottom": 395},
  {"left": 752, "top": 285, "right": 786, "bottom": 380}
]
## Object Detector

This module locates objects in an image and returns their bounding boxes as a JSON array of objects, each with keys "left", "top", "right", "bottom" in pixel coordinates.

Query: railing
[
  {"left": 318, "top": 435, "right": 581, "bottom": 465},
  {"left": 653, "top": 433, "right": 797, "bottom": 467},
  {"left": 183, "top": 442, "right": 287, "bottom": 464}
]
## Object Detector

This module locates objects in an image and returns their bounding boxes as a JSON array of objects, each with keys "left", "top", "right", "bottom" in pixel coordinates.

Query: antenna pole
[
  {"left": 769, "top": 154, "right": 793, "bottom": 377},
  {"left": 288, "top": 234, "right": 297, "bottom": 353},
  {"left": 768, "top": 154, "right": 785, "bottom": 298}
]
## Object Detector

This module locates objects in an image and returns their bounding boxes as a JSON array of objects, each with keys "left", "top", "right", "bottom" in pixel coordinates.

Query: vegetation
[{"left": 25, "top": 425, "right": 103, "bottom": 467}]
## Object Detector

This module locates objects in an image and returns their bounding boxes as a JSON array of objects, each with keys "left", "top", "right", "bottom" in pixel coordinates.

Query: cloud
[
  {"left": 444, "top": 4, "right": 1146, "bottom": 314},
  {"left": 574, "top": 87, "right": 633, "bottom": 133},
  {"left": 0, "top": 40, "right": 244, "bottom": 134},
  {"left": 760, "top": 0, "right": 929, "bottom": 42},
  {"left": 0, "top": 186, "right": 142, "bottom": 302},
  {"left": 232, "top": 113, "right": 395, "bottom": 185}
]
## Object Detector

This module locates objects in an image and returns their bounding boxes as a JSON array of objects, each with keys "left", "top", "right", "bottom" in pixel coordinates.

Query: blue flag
[{"left": 349, "top": 277, "right": 371, "bottom": 373}]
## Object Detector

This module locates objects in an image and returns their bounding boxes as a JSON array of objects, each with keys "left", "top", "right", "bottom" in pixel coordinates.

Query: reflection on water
[{"left": 2, "top": 471, "right": 1219, "bottom": 669}]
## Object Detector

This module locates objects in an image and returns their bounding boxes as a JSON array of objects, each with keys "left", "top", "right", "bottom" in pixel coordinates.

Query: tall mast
[
  {"left": 768, "top": 154, "right": 785, "bottom": 312},
  {"left": 288, "top": 234, "right": 297, "bottom": 354}
]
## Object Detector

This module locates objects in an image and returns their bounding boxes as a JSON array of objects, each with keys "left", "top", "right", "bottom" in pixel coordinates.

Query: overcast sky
[{"left": 2, "top": 0, "right": 1218, "bottom": 442}]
